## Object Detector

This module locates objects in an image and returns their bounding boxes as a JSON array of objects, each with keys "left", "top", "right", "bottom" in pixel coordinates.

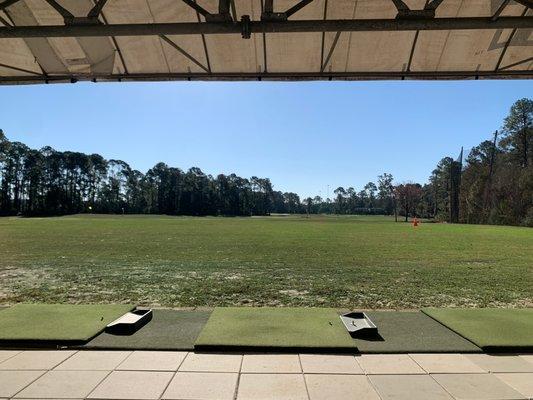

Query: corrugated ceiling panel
[
  {"left": 332, "top": 1, "right": 422, "bottom": 73},
  {"left": 498, "top": 8, "right": 533, "bottom": 71},
  {"left": 339, "top": 0, "right": 398, "bottom": 19},
  {"left": 104, "top": 0, "right": 169, "bottom": 73},
  {"left": 0, "top": 64, "right": 37, "bottom": 76},
  {"left": 205, "top": 0, "right": 261, "bottom": 73},
  {"left": 21, "top": 0, "right": 90, "bottom": 73},
  {"left": 320, "top": 0, "right": 354, "bottom": 73},
  {"left": 6, "top": 0, "right": 68, "bottom": 73},
  {"left": 434, "top": 0, "right": 523, "bottom": 18},
  {"left": 265, "top": 0, "right": 324, "bottom": 73},
  {"left": 0, "top": 37, "right": 42, "bottom": 74},
  {"left": 345, "top": 31, "right": 416, "bottom": 72},
  {"left": 62, "top": 0, "right": 116, "bottom": 75},
  {"left": 7, "top": 0, "right": 116, "bottom": 74},
  {"left": 149, "top": 0, "right": 208, "bottom": 73},
  {"left": 412, "top": 0, "right": 527, "bottom": 72},
  {"left": 428, "top": 30, "right": 512, "bottom": 71},
  {"left": 0, "top": 0, "right": 531, "bottom": 82}
]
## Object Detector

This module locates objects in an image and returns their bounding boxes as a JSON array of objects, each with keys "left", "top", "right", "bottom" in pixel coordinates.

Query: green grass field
[{"left": 1, "top": 214, "right": 531, "bottom": 309}]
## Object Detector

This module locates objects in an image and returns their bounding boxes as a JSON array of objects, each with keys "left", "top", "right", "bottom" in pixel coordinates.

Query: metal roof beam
[
  {"left": 425, "top": 0, "right": 445, "bottom": 11},
  {"left": 499, "top": 55, "right": 533, "bottom": 70},
  {"left": 230, "top": 0, "right": 237, "bottom": 21},
  {"left": 262, "top": 0, "right": 314, "bottom": 21},
  {"left": 182, "top": 0, "right": 210, "bottom": 18},
  {"left": 0, "top": 62, "right": 42, "bottom": 75},
  {"left": 392, "top": 0, "right": 437, "bottom": 18},
  {"left": 216, "top": 0, "right": 232, "bottom": 21},
  {"left": 43, "top": 0, "right": 74, "bottom": 22},
  {"left": 320, "top": 31, "right": 340, "bottom": 72},
  {"left": 285, "top": 0, "right": 314, "bottom": 18},
  {"left": 182, "top": 0, "right": 232, "bottom": 22},
  {"left": 391, "top": 0, "right": 410, "bottom": 13},
  {"left": 1, "top": 69, "right": 532, "bottom": 85},
  {"left": 194, "top": 4, "right": 212, "bottom": 73},
  {"left": 492, "top": 0, "right": 511, "bottom": 21},
  {"left": 1, "top": 16, "right": 533, "bottom": 38},
  {"left": 513, "top": 0, "right": 533, "bottom": 9},
  {"left": 263, "top": 0, "right": 273, "bottom": 14},
  {"left": 319, "top": 0, "right": 328, "bottom": 71},
  {"left": 0, "top": 0, "right": 20, "bottom": 11},
  {"left": 405, "top": 30, "right": 420, "bottom": 72},
  {"left": 495, "top": 6, "right": 528, "bottom": 70},
  {"left": 218, "top": 0, "right": 230, "bottom": 14},
  {"left": 160, "top": 35, "right": 210, "bottom": 73},
  {"left": 87, "top": 0, "right": 109, "bottom": 19},
  {"left": 405, "top": 0, "right": 427, "bottom": 73},
  {"left": 0, "top": 14, "right": 12, "bottom": 26}
]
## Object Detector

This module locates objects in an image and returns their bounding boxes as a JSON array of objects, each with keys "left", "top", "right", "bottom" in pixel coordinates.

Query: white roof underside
[{"left": 0, "top": 0, "right": 532, "bottom": 84}]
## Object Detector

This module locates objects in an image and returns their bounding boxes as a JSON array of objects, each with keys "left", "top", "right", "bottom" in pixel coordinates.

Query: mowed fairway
[{"left": 1, "top": 215, "right": 531, "bottom": 308}]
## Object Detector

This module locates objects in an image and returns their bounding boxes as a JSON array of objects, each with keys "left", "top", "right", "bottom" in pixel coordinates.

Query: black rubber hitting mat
[
  {"left": 81, "top": 309, "right": 211, "bottom": 350},
  {"left": 351, "top": 311, "right": 481, "bottom": 353}
]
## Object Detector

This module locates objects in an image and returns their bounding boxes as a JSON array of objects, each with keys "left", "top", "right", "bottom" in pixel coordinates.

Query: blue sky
[{"left": 1, "top": 80, "right": 531, "bottom": 198}]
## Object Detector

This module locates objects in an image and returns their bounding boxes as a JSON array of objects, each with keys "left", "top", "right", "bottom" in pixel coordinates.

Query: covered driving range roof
[{"left": 0, "top": 0, "right": 532, "bottom": 84}]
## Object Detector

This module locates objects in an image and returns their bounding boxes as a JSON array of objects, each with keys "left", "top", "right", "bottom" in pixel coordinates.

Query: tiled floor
[{"left": 0, "top": 350, "right": 532, "bottom": 399}]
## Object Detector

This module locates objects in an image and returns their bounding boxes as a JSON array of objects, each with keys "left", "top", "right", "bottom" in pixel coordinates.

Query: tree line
[
  {"left": 323, "top": 98, "right": 532, "bottom": 226},
  {"left": 1, "top": 98, "right": 531, "bottom": 225},
  {"left": 0, "top": 132, "right": 302, "bottom": 217}
]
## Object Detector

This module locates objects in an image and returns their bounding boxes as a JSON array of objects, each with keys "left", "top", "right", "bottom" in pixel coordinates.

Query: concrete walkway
[{"left": 1, "top": 350, "right": 532, "bottom": 399}]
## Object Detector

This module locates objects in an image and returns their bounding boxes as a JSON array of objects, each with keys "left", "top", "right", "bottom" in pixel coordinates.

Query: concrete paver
[
  {"left": 237, "top": 373, "right": 308, "bottom": 400},
  {"left": 117, "top": 351, "right": 187, "bottom": 371},
  {"left": 14, "top": 370, "right": 108, "bottom": 399},
  {"left": 0, "top": 351, "right": 76, "bottom": 370},
  {"left": 300, "top": 354, "right": 363, "bottom": 374},
  {"left": 241, "top": 354, "right": 301, "bottom": 373},
  {"left": 370, "top": 374, "right": 453, "bottom": 400},
  {"left": 2, "top": 350, "right": 531, "bottom": 400},
  {"left": 519, "top": 354, "right": 533, "bottom": 365},
  {"left": 357, "top": 354, "right": 425, "bottom": 374},
  {"left": 179, "top": 352, "right": 242, "bottom": 372},
  {"left": 466, "top": 354, "right": 533, "bottom": 373},
  {"left": 495, "top": 373, "right": 533, "bottom": 399},
  {"left": 55, "top": 351, "right": 131, "bottom": 371},
  {"left": 410, "top": 353, "right": 485, "bottom": 373},
  {"left": 0, "top": 370, "right": 46, "bottom": 398},
  {"left": 0, "top": 351, "right": 21, "bottom": 364},
  {"left": 305, "top": 374, "right": 380, "bottom": 400},
  {"left": 163, "top": 372, "right": 238, "bottom": 400},
  {"left": 433, "top": 373, "right": 526, "bottom": 400},
  {"left": 88, "top": 370, "right": 173, "bottom": 399}
]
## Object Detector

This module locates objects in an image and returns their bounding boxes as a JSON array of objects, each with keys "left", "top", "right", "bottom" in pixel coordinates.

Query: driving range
[
  {"left": 1, "top": 1, "right": 532, "bottom": 397},
  {"left": 1, "top": 214, "right": 531, "bottom": 308}
]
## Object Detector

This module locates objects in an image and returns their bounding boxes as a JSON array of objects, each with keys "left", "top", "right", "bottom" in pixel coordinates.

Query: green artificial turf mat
[
  {"left": 352, "top": 311, "right": 481, "bottom": 353},
  {"left": 0, "top": 303, "right": 134, "bottom": 343},
  {"left": 422, "top": 308, "right": 533, "bottom": 351},
  {"left": 195, "top": 307, "right": 357, "bottom": 351},
  {"left": 82, "top": 309, "right": 211, "bottom": 350}
]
